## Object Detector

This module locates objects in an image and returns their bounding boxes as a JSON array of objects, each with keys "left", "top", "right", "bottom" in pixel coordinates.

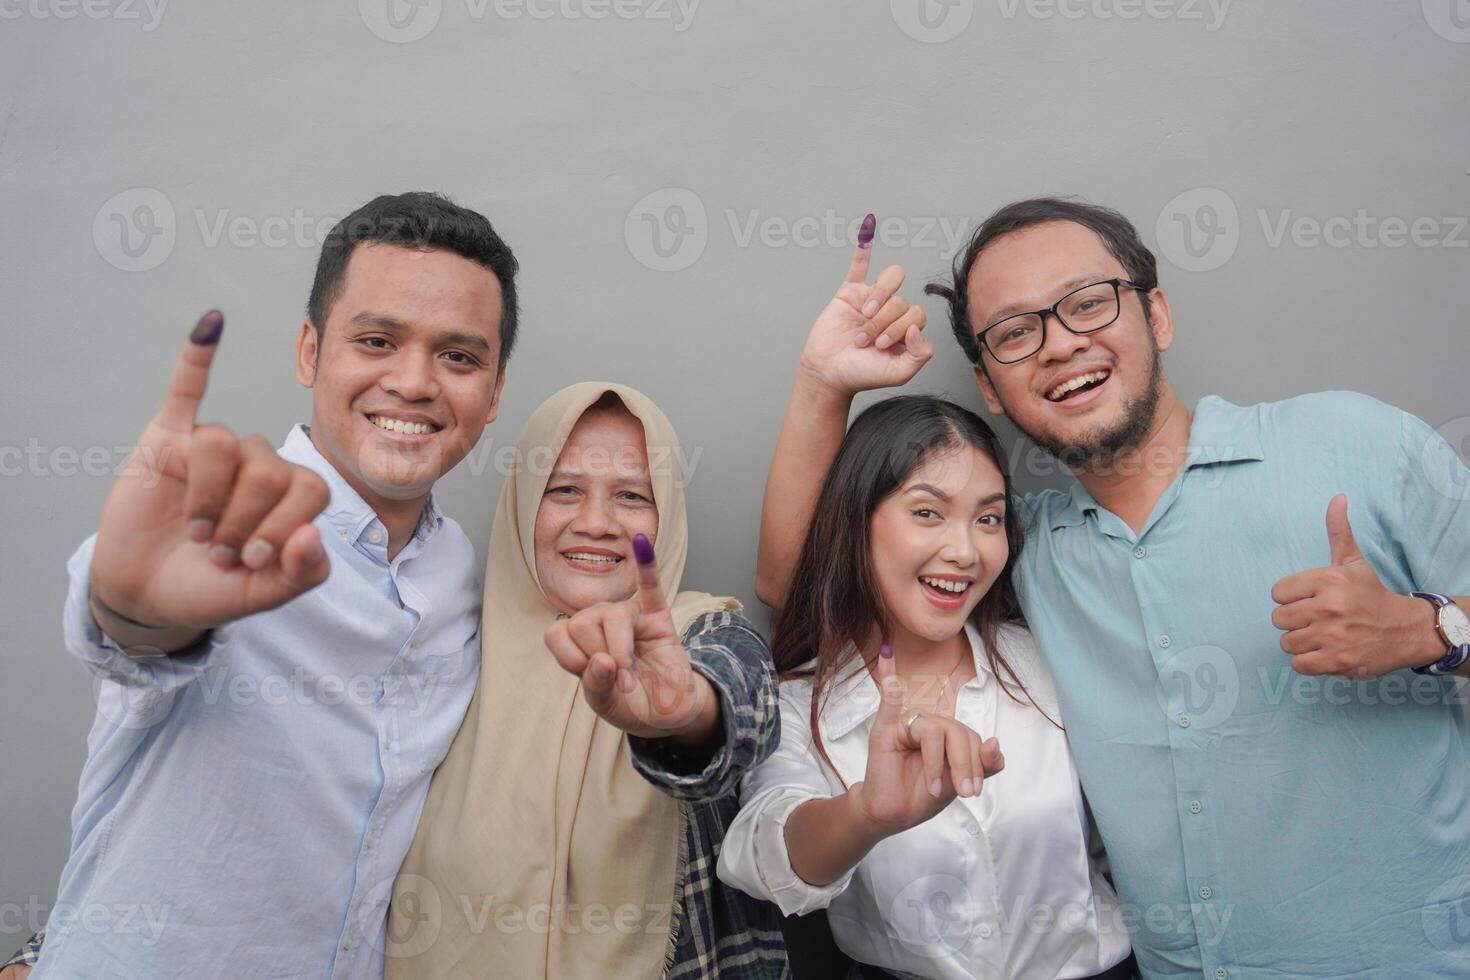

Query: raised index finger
[
  {"left": 155, "top": 310, "right": 224, "bottom": 433},
  {"left": 844, "top": 212, "right": 877, "bottom": 284},
  {"left": 631, "top": 532, "right": 670, "bottom": 619}
]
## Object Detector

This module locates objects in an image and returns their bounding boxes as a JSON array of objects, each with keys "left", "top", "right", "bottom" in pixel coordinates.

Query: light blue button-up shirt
[
  {"left": 1015, "top": 391, "right": 1470, "bottom": 979},
  {"left": 34, "top": 425, "right": 481, "bottom": 980}
]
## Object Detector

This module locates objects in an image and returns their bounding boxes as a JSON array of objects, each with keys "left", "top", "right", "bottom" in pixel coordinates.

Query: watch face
[{"left": 1442, "top": 603, "right": 1470, "bottom": 648}]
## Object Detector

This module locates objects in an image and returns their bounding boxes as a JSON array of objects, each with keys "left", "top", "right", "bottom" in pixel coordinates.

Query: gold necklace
[{"left": 899, "top": 643, "right": 970, "bottom": 715}]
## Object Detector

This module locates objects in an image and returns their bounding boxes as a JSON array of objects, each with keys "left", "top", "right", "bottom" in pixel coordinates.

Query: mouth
[
  {"left": 918, "top": 574, "right": 972, "bottom": 611},
  {"left": 562, "top": 550, "right": 625, "bottom": 574},
  {"left": 366, "top": 413, "right": 443, "bottom": 441},
  {"left": 1044, "top": 368, "right": 1112, "bottom": 407}
]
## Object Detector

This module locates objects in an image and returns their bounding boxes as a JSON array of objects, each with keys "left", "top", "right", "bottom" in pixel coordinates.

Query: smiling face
[
  {"left": 533, "top": 405, "right": 660, "bottom": 617},
  {"left": 967, "top": 220, "right": 1173, "bottom": 466},
  {"left": 868, "top": 443, "right": 1010, "bottom": 646},
  {"left": 295, "top": 242, "right": 507, "bottom": 507}
]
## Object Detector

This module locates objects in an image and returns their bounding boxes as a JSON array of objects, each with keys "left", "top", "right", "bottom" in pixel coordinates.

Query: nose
[
  {"left": 938, "top": 520, "right": 979, "bottom": 569},
  {"left": 381, "top": 348, "right": 440, "bottom": 402},
  {"left": 1035, "top": 310, "right": 1091, "bottom": 367},
  {"left": 570, "top": 494, "right": 618, "bottom": 539}
]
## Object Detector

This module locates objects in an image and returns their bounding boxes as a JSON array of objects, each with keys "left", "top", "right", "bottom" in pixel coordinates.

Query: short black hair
[
  {"left": 926, "top": 197, "right": 1159, "bottom": 364},
  {"left": 307, "top": 192, "right": 520, "bottom": 368}
]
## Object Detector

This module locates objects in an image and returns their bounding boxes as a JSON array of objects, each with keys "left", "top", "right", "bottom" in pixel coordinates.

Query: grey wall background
[{"left": 2, "top": 0, "right": 1466, "bottom": 948}]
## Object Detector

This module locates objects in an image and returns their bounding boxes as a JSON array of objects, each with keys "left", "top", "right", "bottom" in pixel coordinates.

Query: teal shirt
[{"left": 1015, "top": 391, "right": 1470, "bottom": 979}]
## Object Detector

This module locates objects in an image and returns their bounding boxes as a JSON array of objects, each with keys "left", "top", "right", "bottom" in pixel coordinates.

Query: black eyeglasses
[{"left": 976, "top": 278, "right": 1146, "bottom": 364}]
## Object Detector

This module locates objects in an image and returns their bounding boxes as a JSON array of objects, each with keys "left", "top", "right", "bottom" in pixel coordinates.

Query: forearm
[
  {"left": 755, "top": 370, "right": 853, "bottom": 608},
  {"left": 784, "top": 784, "right": 887, "bottom": 887}
]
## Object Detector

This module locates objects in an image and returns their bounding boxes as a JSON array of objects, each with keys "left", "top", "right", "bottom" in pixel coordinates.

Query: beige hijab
[{"left": 389, "top": 382, "right": 739, "bottom": 979}]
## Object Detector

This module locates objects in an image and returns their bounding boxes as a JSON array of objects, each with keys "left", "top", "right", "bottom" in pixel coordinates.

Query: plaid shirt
[
  {"left": 629, "top": 610, "right": 790, "bottom": 980},
  {"left": 1, "top": 930, "right": 41, "bottom": 970},
  {"left": 5, "top": 610, "right": 790, "bottom": 980}
]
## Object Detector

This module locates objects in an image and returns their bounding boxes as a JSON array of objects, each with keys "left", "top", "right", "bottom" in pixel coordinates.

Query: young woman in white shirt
[{"left": 718, "top": 394, "right": 1135, "bottom": 980}]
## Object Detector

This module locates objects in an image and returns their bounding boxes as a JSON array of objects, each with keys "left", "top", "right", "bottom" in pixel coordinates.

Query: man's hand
[
  {"left": 1270, "top": 494, "right": 1439, "bottom": 678},
  {"left": 0, "top": 964, "right": 32, "bottom": 979},
  {"left": 89, "top": 312, "right": 332, "bottom": 646},
  {"left": 543, "top": 533, "right": 719, "bottom": 745},
  {"left": 796, "top": 214, "right": 933, "bottom": 397}
]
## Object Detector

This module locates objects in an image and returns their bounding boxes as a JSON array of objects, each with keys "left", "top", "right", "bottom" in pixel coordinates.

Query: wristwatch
[{"left": 1410, "top": 592, "right": 1470, "bottom": 675}]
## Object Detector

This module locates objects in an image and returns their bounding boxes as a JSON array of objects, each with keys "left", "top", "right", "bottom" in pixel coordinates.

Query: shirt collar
[
  {"left": 818, "top": 621, "right": 991, "bottom": 742},
  {"left": 1047, "top": 395, "right": 1265, "bottom": 531},
  {"left": 278, "top": 424, "right": 444, "bottom": 545}
]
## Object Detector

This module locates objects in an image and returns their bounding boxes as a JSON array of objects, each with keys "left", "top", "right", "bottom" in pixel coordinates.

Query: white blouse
[{"left": 717, "top": 622, "right": 1131, "bottom": 980}]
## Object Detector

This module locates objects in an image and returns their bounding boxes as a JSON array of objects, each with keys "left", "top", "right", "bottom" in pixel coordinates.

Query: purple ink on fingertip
[
  {"left": 632, "top": 533, "right": 655, "bottom": 566},
  {"left": 857, "top": 213, "right": 876, "bottom": 249},
  {"left": 190, "top": 310, "right": 224, "bottom": 346},
  {"left": 879, "top": 643, "right": 892, "bottom": 659}
]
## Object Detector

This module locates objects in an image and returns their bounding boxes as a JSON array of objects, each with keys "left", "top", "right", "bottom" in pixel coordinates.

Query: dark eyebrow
[
  {"left": 904, "top": 485, "right": 1007, "bottom": 508},
  {"left": 904, "top": 483, "right": 950, "bottom": 501},
  {"left": 349, "top": 312, "right": 493, "bottom": 354},
  {"left": 983, "top": 275, "right": 1109, "bottom": 327}
]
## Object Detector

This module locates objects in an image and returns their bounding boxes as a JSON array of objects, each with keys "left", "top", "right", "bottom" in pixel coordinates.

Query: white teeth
[
  {"left": 1047, "top": 370, "right": 1110, "bottom": 402},
  {"left": 566, "top": 552, "right": 621, "bottom": 565},
  {"left": 920, "top": 576, "right": 970, "bottom": 594},
  {"left": 370, "top": 415, "right": 435, "bottom": 435}
]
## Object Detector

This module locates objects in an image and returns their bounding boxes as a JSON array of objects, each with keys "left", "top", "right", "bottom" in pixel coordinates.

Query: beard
[{"left": 1007, "top": 338, "right": 1165, "bottom": 473}]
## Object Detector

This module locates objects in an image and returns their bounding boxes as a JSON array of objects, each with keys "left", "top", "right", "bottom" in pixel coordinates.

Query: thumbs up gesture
[
  {"left": 1269, "top": 494, "right": 1427, "bottom": 678},
  {"left": 89, "top": 312, "right": 332, "bottom": 649},
  {"left": 543, "top": 533, "right": 720, "bottom": 745}
]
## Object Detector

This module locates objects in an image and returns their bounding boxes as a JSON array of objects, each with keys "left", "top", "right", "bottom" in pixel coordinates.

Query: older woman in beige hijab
[{"left": 389, "top": 382, "right": 787, "bottom": 979}]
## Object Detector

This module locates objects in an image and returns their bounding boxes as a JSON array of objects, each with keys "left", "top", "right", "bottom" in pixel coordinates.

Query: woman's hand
[
  {"left": 796, "top": 216, "right": 934, "bottom": 397},
  {"left": 544, "top": 533, "right": 719, "bottom": 745},
  {"left": 853, "top": 644, "right": 1004, "bottom": 838}
]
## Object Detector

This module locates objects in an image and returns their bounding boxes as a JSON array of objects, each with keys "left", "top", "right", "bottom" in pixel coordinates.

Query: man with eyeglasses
[{"left": 756, "top": 199, "right": 1470, "bottom": 978}]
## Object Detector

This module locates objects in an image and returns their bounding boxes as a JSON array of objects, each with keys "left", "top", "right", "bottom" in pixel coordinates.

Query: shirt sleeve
[
  {"left": 63, "top": 535, "right": 219, "bottom": 692},
  {"left": 2, "top": 930, "right": 44, "bottom": 968},
  {"left": 1393, "top": 410, "right": 1470, "bottom": 596},
  {"left": 715, "top": 684, "right": 859, "bottom": 917},
  {"left": 626, "top": 610, "right": 780, "bottom": 803}
]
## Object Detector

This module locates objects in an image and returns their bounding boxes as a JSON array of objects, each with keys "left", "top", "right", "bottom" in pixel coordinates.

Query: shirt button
[
  {"left": 365, "top": 834, "right": 375, "bottom": 848},
  {"left": 1159, "top": 634, "right": 1172, "bottom": 649},
  {"left": 1215, "top": 970, "right": 1228, "bottom": 980},
  {"left": 1178, "top": 713, "right": 1192, "bottom": 728},
  {"left": 1189, "top": 800, "right": 1203, "bottom": 814},
  {"left": 338, "top": 530, "right": 351, "bottom": 542},
  {"left": 341, "top": 937, "right": 353, "bottom": 951},
  {"left": 1133, "top": 546, "right": 1147, "bottom": 559},
  {"left": 963, "top": 820, "right": 980, "bottom": 836},
  {"left": 1199, "top": 885, "right": 1213, "bottom": 900},
  {"left": 367, "top": 528, "right": 385, "bottom": 544},
  {"left": 977, "top": 923, "right": 994, "bottom": 939}
]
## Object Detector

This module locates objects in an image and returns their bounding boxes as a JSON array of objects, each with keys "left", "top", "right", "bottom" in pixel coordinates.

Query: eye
[
  {"left": 545, "top": 485, "right": 579, "bottom": 497},
  {"left": 977, "top": 513, "right": 1003, "bottom": 526},
  {"left": 443, "top": 350, "right": 481, "bottom": 367},
  {"left": 618, "top": 491, "right": 653, "bottom": 504},
  {"left": 912, "top": 508, "right": 941, "bottom": 520},
  {"left": 357, "top": 336, "right": 393, "bottom": 350}
]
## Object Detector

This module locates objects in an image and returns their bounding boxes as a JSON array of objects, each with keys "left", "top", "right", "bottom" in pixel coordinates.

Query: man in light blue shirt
[
  {"left": 29, "top": 191, "right": 518, "bottom": 979},
  {"left": 759, "top": 200, "right": 1470, "bottom": 977}
]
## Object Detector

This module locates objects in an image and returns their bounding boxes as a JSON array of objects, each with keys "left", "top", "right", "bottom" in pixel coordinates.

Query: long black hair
[{"left": 771, "top": 395, "right": 1052, "bottom": 781}]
